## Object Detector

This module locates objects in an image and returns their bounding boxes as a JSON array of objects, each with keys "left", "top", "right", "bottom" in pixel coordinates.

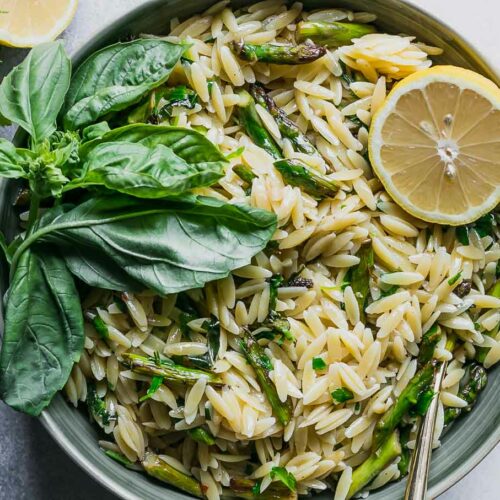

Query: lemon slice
[
  {"left": 369, "top": 65, "right": 500, "bottom": 225},
  {"left": 0, "top": 0, "right": 78, "bottom": 48}
]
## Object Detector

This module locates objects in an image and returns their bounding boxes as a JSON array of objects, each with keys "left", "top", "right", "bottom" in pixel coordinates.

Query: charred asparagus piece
[
  {"left": 231, "top": 40, "right": 326, "bottom": 65},
  {"left": 444, "top": 362, "right": 488, "bottom": 425},
  {"left": 237, "top": 90, "right": 282, "bottom": 159},
  {"left": 228, "top": 478, "right": 298, "bottom": 500},
  {"left": 373, "top": 361, "right": 436, "bottom": 450},
  {"left": 349, "top": 244, "right": 374, "bottom": 322},
  {"left": 274, "top": 158, "right": 338, "bottom": 198},
  {"left": 263, "top": 274, "right": 294, "bottom": 342},
  {"left": 417, "top": 324, "right": 442, "bottom": 366},
  {"left": 249, "top": 83, "right": 317, "bottom": 155},
  {"left": 121, "top": 353, "right": 223, "bottom": 386},
  {"left": 239, "top": 330, "right": 292, "bottom": 425},
  {"left": 142, "top": 452, "right": 206, "bottom": 498},
  {"left": 187, "top": 427, "right": 216, "bottom": 445},
  {"left": 347, "top": 430, "right": 402, "bottom": 499},
  {"left": 296, "top": 21, "right": 376, "bottom": 47},
  {"left": 397, "top": 425, "right": 412, "bottom": 476},
  {"left": 233, "top": 164, "right": 257, "bottom": 184}
]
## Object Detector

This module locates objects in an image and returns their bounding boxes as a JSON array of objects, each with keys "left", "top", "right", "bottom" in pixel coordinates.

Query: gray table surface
[{"left": 0, "top": 1, "right": 498, "bottom": 499}]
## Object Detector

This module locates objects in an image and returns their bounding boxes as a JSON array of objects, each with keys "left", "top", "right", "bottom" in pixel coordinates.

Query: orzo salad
[{"left": 0, "top": 1, "right": 499, "bottom": 500}]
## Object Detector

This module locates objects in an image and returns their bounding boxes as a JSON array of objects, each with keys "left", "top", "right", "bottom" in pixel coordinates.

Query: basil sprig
[{"left": 0, "top": 40, "right": 276, "bottom": 415}]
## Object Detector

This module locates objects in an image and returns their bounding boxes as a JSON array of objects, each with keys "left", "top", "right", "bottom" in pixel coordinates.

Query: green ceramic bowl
[{"left": 1, "top": 1, "right": 498, "bottom": 499}]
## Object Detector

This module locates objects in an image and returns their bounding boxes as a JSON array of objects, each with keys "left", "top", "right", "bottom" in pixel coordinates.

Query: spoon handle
[{"left": 404, "top": 361, "right": 447, "bottom": 500}]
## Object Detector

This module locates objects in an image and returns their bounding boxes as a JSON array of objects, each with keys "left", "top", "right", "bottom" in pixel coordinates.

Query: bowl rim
[{"left": 24, "top": 0, "right": 498, "bottom": 498}]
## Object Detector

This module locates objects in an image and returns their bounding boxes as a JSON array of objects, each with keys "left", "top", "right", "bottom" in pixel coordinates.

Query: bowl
[{"left": 0, "top": 1, "right": 498, "bottom": 499}]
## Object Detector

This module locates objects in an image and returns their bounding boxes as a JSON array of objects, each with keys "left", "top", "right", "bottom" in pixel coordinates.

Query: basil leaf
[
  {"left": 68, "top": 137, "right": 225, "bottom": 198},
  {"left": 62, "top": 39, "right": 186, "bottom": 130},
  {"left": 80, "top": 123, "right": 227, "bottom": 167},
  {"left": 23, "top": 194, "right": 276, "bottom": 295},
  {"left": 0, "top": 139, "right": 27, "bottom": 179},
  {"left": 0, "top": 247, "right": 84, "bottom": 415},
  {"left": 0, "top": 41, "right": 71, "bottom": 144},
  {"left": 82, "top": 121, "right": 111, "bottom": 142}
]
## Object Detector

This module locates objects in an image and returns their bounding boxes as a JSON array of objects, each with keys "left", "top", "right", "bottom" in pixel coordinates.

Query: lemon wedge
[
  {"left": 369, "top": 65, "right": 500, "bottom": 225},
  {"left": 0, "top": 0, "right": 78, "bottom": 48}
]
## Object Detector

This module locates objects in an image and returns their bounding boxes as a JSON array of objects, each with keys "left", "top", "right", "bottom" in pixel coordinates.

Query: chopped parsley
[
  {"left": 139, "top": 375, "right": 164, "bottom": 402},
  {"left": 270, "top": 466, "right": 297, "bottom": 492},
  {"left": 312, "top": 357, "right": 327, "bottom": 371},
  {"left": 87, "top": 384, "right": 114, "bottom": 425},
  {"left": 448, "top": 271, "right": 462, "bottom": 286},
  {"left": 92, "top": 315, "right": 109, "bottom": 341},
  {"left": 251, "top": 480, "right": 261, "bottom": 496},
  {"left": 225, "top": 146, "right": 245, "bottom": 160},
  {"left": 331, "top": 387, "right": 354, "bottom": 404}
]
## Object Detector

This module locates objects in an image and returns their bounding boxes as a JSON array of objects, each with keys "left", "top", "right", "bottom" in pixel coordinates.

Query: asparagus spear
[
  {"left": 239, "top": 330, "right": 292, "bottom": 425},
  {"left": 121, "top": 353, "right": 223, "bottom": 386},
  {"left": 444, "top": 363, "right": 488, "bottom": 426},
  {"left": 104, "top": 449, "right": 136, "bottom": 468},
  {"left": 397, "top": 425, "right": 411, "bottom": 476},
  {"left": 475, "top": 280, "right": 500, "bottom": 364},
  {"left": 233, "top": 164, "right": 257, "bottom": 184},
  {"left": 262, "top": 274, "right": 294, "bottom": 342},
  {"left": 347, "top": 430, "right": 401, "bottom": 499},
  {"left": 187, "top": 427, "right": 216, "bottom": 445},
  {"left": 274, "top": 158, "right": 338, "bottom": 198},
  {"left": 372, "top": 361, "right": 436, "bottom": 450},
  {"left": 349, "top": 244, "right": 374, "bottom": 322},
  {"left": 417, "top": 324, "right": 442, "bottom": 366},
  {"left": 174, "top": 316, "right": 221, "bottom": 370},
  {"left": 237, "top": 90, "right": 282, "bottom": 159},
  {"left": 228, "top": 478, "right": 298, "bottom": 500},
  {"left": 296, "top": 21, "right": 376, "bottom": 47},
  {"left": 142, "top": 452, "right": 206, "bottom": 498},
  {"left": 231, "top": 39, "right": 326, "bottom": 65},
  {"left": 249, "top": 83, "right": 317, "bottom": 155}
]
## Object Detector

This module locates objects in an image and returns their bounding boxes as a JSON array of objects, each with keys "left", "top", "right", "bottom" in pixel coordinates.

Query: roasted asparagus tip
[
  {"left": 296, "top": 21, "right": 377, "bottom": 47},
  {"left": 249, "top": 83, "right": 318, "bottom": 155},
  {"left": 444, "top": 362, "right": 487, "bottom": 425},
  {"left": 347, "top": 430, "right": 402, "bottom": 499},
  {"left": 142, "top": 452, "right": 206, "bottom": 498},
  {"left": 121, "top": 352, "right": 223, "bottom": 386},
  {"left": 240, "top": 330, "right": 292, "bottom": 425},
  {"left": 417, "top": 324, "right": 442, "bottom": 366},
  {"left": 237, "top": 90, "right": 282, "bottom": 159},
  {"left": 231, "top": 39, "right": 326, "bottom": 65},
  {"left": 274, "top": 158, "right": 338, "bottom": 198}
]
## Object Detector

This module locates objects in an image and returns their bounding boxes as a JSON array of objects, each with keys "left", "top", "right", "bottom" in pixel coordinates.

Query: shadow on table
[{"left": 0, "top": 402, "right": 117, "bottom": 500}]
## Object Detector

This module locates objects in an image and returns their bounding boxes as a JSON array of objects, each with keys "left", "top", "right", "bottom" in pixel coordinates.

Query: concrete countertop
[{"left": 0, "top": 0, "right": 498, "bottom": 499}]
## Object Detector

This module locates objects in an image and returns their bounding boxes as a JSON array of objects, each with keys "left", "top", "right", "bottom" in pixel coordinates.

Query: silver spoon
[{"left": 404, "top": 361, "right": 447, "bottom": 500}]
